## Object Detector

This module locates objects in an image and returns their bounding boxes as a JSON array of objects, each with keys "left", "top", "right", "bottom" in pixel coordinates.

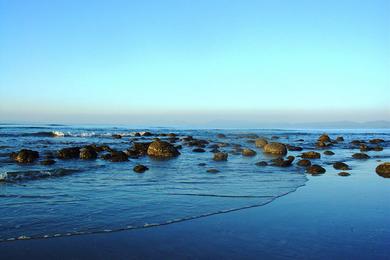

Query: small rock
[
  {"left": 333, "top": 162, "right": 350, "bottom": 170},
  {"left": 271, "top": 156, "right": 295, "bottom": 167},
  {"left": 40, "top": 159, "right": 56, "bottom": 165},
  {"left": 242, "top": 148, "right": 257, "bottom": 156},
  {"left": 375, "top": 162, "right": 390, "bottom": 178},
  {"left": 323, "top": 150, "right": 335, "bottom": 156},
  {"left": 352, "top": 153, "right": 370, "bottom": 160},
  {"left": 370, "top": 138, "right": 384, "bottom": 144},
  {"left": 301, "top": 151, "right": 321, "bottom": 159},
  {"left": 110, "top": 151, "right": 129, "bottom": 162},
  {"left": 338, "top": 172, "right": 350, "bottom": 177},
  {"left": 193, "top": 148, "right": 206, "bottom": 153},
  {"left": 112, "top": 134, "right": 122, "bottom": 139},
  {"left": 207, "top": 168, "right": 220, "bottom": 173},
  {"left": 336, "top": 136, "right": 344, "bottom": 142},
  {"left": 306, "top": 165, "right": 326, "bottom": 175},
  {"left": 255, "top": 161, "right": 268, "bottom": 166},
  {"left": 286, "top": 145, "right": 303, "bottom": 151},
  {"left": 297, "top": 159, "right": 311, "bottom": 167},
  {"left": 11, "top": 149, "right": 39, "bottom": 163},
  {"left": 198, "top": 163, "right": 206, "bottom": 166},
  {"left": 213, "top": 152, "right": 228, "bottom": 161},
  {"left": 133, "top": 164, "right": 149, "bottom": 173}
]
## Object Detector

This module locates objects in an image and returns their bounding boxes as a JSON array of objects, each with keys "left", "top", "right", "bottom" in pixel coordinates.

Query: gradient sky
[{"left": 0, "top": 0, "right": 389, "bottom": 125}]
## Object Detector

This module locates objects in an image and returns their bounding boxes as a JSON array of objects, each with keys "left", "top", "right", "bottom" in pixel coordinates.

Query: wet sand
[{"left": 1, "top": 159, "right": 389, "bottom": 259}]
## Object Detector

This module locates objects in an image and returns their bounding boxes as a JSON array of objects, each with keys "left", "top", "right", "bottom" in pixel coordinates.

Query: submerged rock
[
  {"left": 147, "top": 141, "right": 180, "bottom": 158},
  {"left": 217, "top": 133, "right": 226, "bottom": 138},
  {"left": 198, "top": 163, "right": 206, "bottom": 166},
  {"left": 375, "top": 162, "right": 390, "bottom": 178},
  {"left": 323, "top": 150, "right": 335, "bottom": 155},
  {"left": 213, "top": 152, "right": 228, "bottom": 161},
  {"left": 207, "top": 168, "right": 220, "bottom": 173},
  {"left": 297, "top": 159, "right": 311, "bottom": 167},
  {"left": 306, "top": 165, "right": 326, "bottom": 175},
  {"left": 11, "top": 149, "right": 39, "bottom": 163},
  {"left": 286, "top": 145, "right": 303, "bottom": 151},
  {"left": 193, "top": 148, "right": 206, "bottom": 153},
  {"left": 58, "top": 147, "right": 80, "bottom": 159},
  {"left": 333, "top": 162, "right": 350, "bottom": 170},
  {"left": 255, "top": 161, "right": 268, "bottom": 166},
  {"left": 241, "top": 148, "right": 257, "bottom": 156},
  {"left": 370, "top": 138, "right": 384, "bottom": 144},
  {"left": 255, "top": 138, "right": 268, "bottom": 148},
  {"left": 133, "top": 164, "right": 149, "bottom": 173},
  {"left": 300, "top": 151, "right": 321, "bottom": 159},
  {"left": 338, "top": 172, "right": 350, "bottom": 177},
  {"left": 40, "top": 159, "right": 56, "bottom": 165},
  {"left": 263, "top": 142, "right": 287, "bottom": 155},
  {"left": 352, "top": 153, "right": 370, "bottom": 160}
]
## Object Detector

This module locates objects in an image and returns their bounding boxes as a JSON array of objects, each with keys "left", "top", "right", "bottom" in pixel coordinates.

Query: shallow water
[{"left": 0, "top": 125, "right": 389, "bottom": 241}]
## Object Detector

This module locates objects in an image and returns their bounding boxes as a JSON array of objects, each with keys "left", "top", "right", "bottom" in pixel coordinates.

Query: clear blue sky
[{"left": 0, "top": 0, "right": 389, "bottom": 125}]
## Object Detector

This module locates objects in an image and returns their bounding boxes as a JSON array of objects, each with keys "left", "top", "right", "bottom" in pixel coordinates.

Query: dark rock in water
[
  {"left": 193, "top": 148, "right": 206, "bottom": 153},
  {"left": 351, "top": 140, "right": 365, "bottom": 145},
  {"left": 126, "top": 142, "right": 151, "bottom": 157},
  {"left": 255, "top": 161, "right": 268, "bottom": 166},
  {"left": 208, "top": 144, "right": 220, "bottom": 149},
  {"left": 242, "top": 148, "right": 257, "bottom": 156},
  {"left": 141, "top": 132, "right": 153, "bottom": 137},
  {"left": 318, "top": 134, "right": 331, "bottom": 143},
  {"left": 372, "top": 146, "right": 383, "bottom": 151},
  {"left": 323, "top": 150, "right": 335, "bottom": 155},
  {"left": 112, "top": 134, "right": 122, "bottom": 139},
  {"left": 217, "top": 133, "right": 226, "bottom": 138},
  {"left": 297, "top": 159, "right": 311, "bottom": 167},
  {"left": 271, "top": 156, "right": 294, "bottom": 167},
  {"left": 375, "top": 162, "right": 390, "bottom": 178},
  {"left": 58, "top": 147, "right": 80, "bottom": 159},
  {"left": 11, "top": 149, "right": 39, "bottom": 163},
  {"left": 108, "top": 151, "right": 129, "bottom": 162},
  {"left": 333, "top": 162, "right": 350, "bottom": 170},
  {"left": 147, "top": 141, "right": 180, "bottom": 158},
  {"left": 40, "top": 159, "right": 56, "bottom": 165},
  {"left": 79, "top": 147, "right": 97, "bottom": 160},
  {"left": 133, "top": 164, "right": 149, "bottom": 173},
  {"left": 175, "top": 145, "right": 183, "bottom": 150},
  {"left": 198, "top": 163, "right": 206, "bottom": 166},
  {"left": 296, "top": 139, "right": 304, "bottom": 142},
  {"left": 370, "top": 138, "right": 384, "bottom": 144},
  {"left": 359, "top": 144, "right": 370, "bottom": 152},
  {"left": 100, "top": 153, "right": 112, "bottom": 160},
  {"left": 263, "top": 142, "right": 287, "bottom": 155},
  {"left": 187, "top": 139, "right": 209, "bottom": 147},
  {"left": 255, "top": 138, "right": 268, "bottom": 148},
  {"left": 338, "top": 172, "right": 350, "bottom": 177},
  {"left": 301, "top": 151, "right": 321, "bottom": 159},
  {"left": 316, "top": 141, "right": 332, "bottom": 148},
  {"left": 352, "top": 153, "right": 370, "bottom": 160},
  {"left": 167, "top": 133, "right": 177, "bottom": 137},
  {"left": 286, "top": 144, "right": 303, "bottom": 151},
  {"left": 336, "top": 136, "right": 344, "bottom": 142},
  {"left": 306, "top": 165, "right": 326, "bottom": 175},
  {"left": 207, "top": 168, "right": 220, "bottom": 173},
  {"left": 134, "top": 132, "right": 141, "bottom": 137},
  {"left": 213, "top": 152, "right": 228, "bottom": 161}
]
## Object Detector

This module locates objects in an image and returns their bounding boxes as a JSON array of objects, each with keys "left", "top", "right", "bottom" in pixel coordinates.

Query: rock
[
  {"left": 336, "top": 136, "right": 344, "bottom": 142},
  {"left": 333, "top": 162, "right": 350, "bottom": 170},
  {"left": 255, "top": 138, "right": 268, "bottom": 148},
  {"left": 110, "top": 151, "right": 129, "bottom": 162},
  {"left": 297, "top": 159, "right": 311, "bottom": 167},
  {"left": 271, "top": 156, "right": 295, "bottom": 167},
  {"left": 175, "top": 145, "right": 183, "bottom": 150},
  {"left": 306, "top": 165, "right": 326, "bottom": 175},
  {"left": 11, "top": 149, "right": 39, "bottom": 163},
  {"left": 126, "top": 142, "right": 151, "bottom": 157},
  {"left": 141, "top": 132, "right": 153, "bottom": 136},
  {"left": 40, "top": 159, "right": 56, "bottom": 165},
  {"left": 255, "top": 161, "right": 268, "bottom": 166},
  {"left": 193, "top": 148, "right": 206, "bottom": 153},
  {"left": 147, "top": 141, "right": 180, "bottom": 158},
  {"left": 323, "top": 150, "right": 335, "bottom": 155},
  {"left": 217, "top": 133, "right": 226, "bottom": 138},
  {"left": 351, "top": 140, "right": 365, "bottom": 145},
  {"left": 213, "top": 152, "right": 228, "bottom": 161},
  {"left": 372, "top": 146, "right": 383, "bottom": 151},
  {"left": 352, "top": 153, "right": 370, "bottom": 160},
  {"left": 301, "top": 151, "right": 321, "bottom": 159},
  {"left": 338, "top": 172, "right": 350, "bottom": 177},
  {"left": 198, "top": 163, "right": 206, "bottom": 166},
  {"left": 375, "top": 162, "right": 390, "bottom": 178},
  {"left": 318, "top": 134, "right": 331, "bottom": 143},
  {"left": 57, "top": 147, "right": 80, "bottom": 159},
  {"left": 242, "top": 148, "right": 257, "bottom": 156},
  {"left": 79, "top": 147, "right": 97, "bottom": 160},
  {"left": 359, "top": 144, "right": 370, "bottom": 152},
  {"left": 207, "top": 168, "right": 220, "bottom": 173},
  {"left": 263, "top": 142, "right": 287, "bottom": 155},
  {"left": 370, "top": 138, "right": 384, "bottom": 144},
  {"left": 112, "top": 134, "right": 122, "bottom": 139},
  {"left": 286, "top": 145, "right": 303, "bottom": 151},
  {"left": 133, "top": 164, "right": 149, "bottom": 173}
]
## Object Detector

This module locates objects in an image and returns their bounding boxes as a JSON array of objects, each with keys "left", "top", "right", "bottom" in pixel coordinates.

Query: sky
[{"left": 0, "top": 0, "right": 389, "bottom": 126}]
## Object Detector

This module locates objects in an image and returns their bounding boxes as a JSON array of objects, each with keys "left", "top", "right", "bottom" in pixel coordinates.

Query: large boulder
[
  {"left": 375, "top": 162, "right": 390, "bottom": 178},
  {"left": 11, "top": 149, "right": 39, "bottom": 163},
  {"left": 255, "top": 138, "right": 268, "bottom": 148},
  {"left": 263, "top": 142, "right": 287, "bottom": 155},
  {"left": 58, "top": 147, "right": 80, "bottom": 159},
  {"left": 147, "top": 141, "right": 180, "bottom": 158},
  {"left": 300, "top": 151, "right": 321, "bottom": 159},
  {"left": 213, "top": 152, "right": 228, "bottom": 161}
]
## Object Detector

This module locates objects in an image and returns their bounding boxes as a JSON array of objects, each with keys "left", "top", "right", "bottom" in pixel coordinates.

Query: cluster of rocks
[{"left": 8, "top": 132, "right": 388, "bottom": 178}]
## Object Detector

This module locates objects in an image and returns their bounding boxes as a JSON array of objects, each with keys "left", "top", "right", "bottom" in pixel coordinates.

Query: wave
[{"left": 0, "top": 169, "right": 80, "bottom": 183}]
